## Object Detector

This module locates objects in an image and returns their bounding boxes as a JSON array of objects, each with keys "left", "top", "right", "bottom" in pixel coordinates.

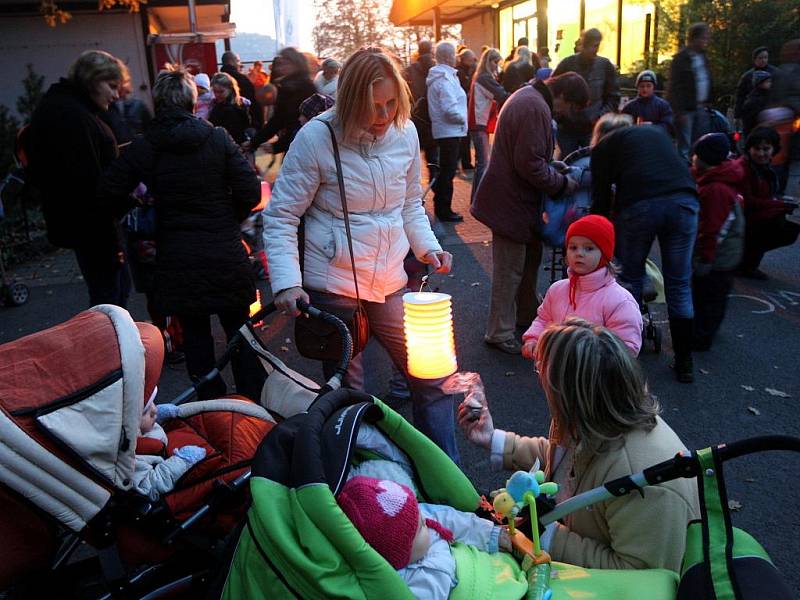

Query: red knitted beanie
[
  {"left": 339, "top": 476, "right": 419, "bottom": 569},
  {"left": 566, "top": 214, "right": 615, "bottom": 264}
]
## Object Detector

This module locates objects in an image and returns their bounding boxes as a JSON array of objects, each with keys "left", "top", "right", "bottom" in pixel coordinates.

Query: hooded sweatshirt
[
  {"left": 98, "top": 108, "right": 260, "bottom": 314},
  {"left": 426, "top": 64, "right": 468, "bottom": 139},
  {"left": 692, "top": 159, "right": 745, "bottom": 268}
]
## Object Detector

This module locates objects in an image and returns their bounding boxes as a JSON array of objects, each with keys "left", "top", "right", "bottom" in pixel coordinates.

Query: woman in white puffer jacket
[{"left": 263, "top": 47, "right": 460, "bottom": 461}]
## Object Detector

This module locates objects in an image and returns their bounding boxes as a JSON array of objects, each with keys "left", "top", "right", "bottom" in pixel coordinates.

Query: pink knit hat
[{"left": 339, "top": 476, "right": 419, "bottom": 568}]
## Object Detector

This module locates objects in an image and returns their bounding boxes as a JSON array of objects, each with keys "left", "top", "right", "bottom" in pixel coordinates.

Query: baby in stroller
[
  {"left": 339, "top": 474, "right": 512, "bottom": 599},
  {"left": 133, "top": 323, "right": 207, "bottom": 502}
]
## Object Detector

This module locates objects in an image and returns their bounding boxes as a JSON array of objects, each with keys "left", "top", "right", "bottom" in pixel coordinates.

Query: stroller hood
[{"left": 0, "top": 305, "right": 147, "bottom": 532}]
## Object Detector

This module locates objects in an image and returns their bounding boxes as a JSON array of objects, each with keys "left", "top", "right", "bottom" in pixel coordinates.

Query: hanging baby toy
[{"left": 492, "top": 460, "right": 558, "bottom": 600}]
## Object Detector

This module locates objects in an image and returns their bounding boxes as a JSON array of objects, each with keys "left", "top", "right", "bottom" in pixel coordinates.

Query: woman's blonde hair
[
  {"left": 591, "top": 112, "right": 633, "bottom": 147},
  {"left": 210, "top": 72, "right": 241, "bottom": 105},
  {"left": 334, "top": 47, "right": 411, "bottom": 141},
  {"left": 474, "top": 48, "right": 502, "bottom": 82},
  {"left": 68, "top": 50, "right": 129, "bottom": 94},
  {"left": 535, "top": 318, "right": 659, "bottom": 453}
]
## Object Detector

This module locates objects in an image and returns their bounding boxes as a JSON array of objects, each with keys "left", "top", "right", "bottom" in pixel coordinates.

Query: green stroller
[{"left": 221, "top": 388, "right": 796, "bottom": 599}]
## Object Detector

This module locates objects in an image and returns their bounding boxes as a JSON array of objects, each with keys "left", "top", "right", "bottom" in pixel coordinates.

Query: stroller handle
[{"left": 541, "top": 435, "right": 800, "bottom": 526}]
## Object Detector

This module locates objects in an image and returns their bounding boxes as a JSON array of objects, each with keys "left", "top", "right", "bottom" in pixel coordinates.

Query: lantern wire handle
[{"left": 418, "top": 275, "right": 430, "bottom": 293}]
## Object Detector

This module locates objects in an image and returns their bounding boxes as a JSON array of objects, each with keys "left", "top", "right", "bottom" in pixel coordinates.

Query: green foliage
[
  {"left": 16, "top": 64, "right": 45, "bottom": 124},
  {"left": 656, "top": 0, "right": 800, "bottom": 106}
]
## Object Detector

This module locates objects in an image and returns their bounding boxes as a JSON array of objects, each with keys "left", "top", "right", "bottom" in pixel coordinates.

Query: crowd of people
[{"left": 17, "top": 22, "right": 800, "bottom": 584}]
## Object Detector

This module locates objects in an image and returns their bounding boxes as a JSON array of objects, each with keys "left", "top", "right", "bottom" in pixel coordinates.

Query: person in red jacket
[
  {"left": 734, "top": 127, "right": 799, "bottom": 279},
  {"left": 690, "top": 134, "right": 746, "bottom": 351}
]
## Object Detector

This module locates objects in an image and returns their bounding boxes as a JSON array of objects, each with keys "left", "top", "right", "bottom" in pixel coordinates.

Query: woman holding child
[{"left": 459, "top": 318, "right": 699, "bottom": 572}]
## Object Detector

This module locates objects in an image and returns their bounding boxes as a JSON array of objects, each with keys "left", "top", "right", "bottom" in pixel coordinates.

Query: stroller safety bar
[
  {"left": 541, "top": 435, "right": 800, "bottom": 526},
  {"left": 173, "top": 301, "right": 352, "bottom": 405}
]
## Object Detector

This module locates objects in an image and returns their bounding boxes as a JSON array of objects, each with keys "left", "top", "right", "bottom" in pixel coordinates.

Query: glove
[
  {"left": 173, "top": 445, "right": 207, "bottom": 465},
  {"left": 157, "top": 403, "right": 180, "bottom": 422}
]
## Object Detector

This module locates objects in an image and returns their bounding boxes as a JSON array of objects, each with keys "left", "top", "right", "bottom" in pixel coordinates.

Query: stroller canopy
[{"left": 0, "top": 305, "right": 147, "bottom": 532}]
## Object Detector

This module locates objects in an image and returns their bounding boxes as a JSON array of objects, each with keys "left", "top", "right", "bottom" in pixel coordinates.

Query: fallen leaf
[
  {"left": 736, "top": 334, "right": 745, "bottom": 338},
  {"left": 284, "top": 338, "right": 292, "bottom": 344},
  {"left": 740, "top": 385, "right": 755, "bottom": 392},
  {"left": 504, "top": 371, "right": 515, "bottom": 377},
  {"left": 280, "top": 346, "right": 289, "bottom": 353},
  {"left": 773, "top": 365, "right": 779, "bottom": 369},
  {"left": 699, "top": 368, "right": 709, "bottom": 375},
  {"left": 471, "top": 282, "right": 480, "bottom": 287},
  {"left": 764, "top": 388, "right": 791, "bottom": 398},
  {"left": 747, "top": 406, "right": 761, "bottom": 416},
  {"left": 448, "top": 274, "right": 455, "bottom": 278},
  {"left": 745, "top": 478, "right": 756, "bottom": 483},
  {"left": 728, "top": 499, "right": 742, "bottom": 511}
]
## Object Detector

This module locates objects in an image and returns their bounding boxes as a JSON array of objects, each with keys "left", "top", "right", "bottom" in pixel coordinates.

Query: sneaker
[
  {"left": 672, "top": 355, "right": 694, "bottom": 383},
  {"left": 737, "top": 268, "right": 769, "bottom": 280},
  {"left": 484, "top": 338, "right": 522, "bottom": 355}
]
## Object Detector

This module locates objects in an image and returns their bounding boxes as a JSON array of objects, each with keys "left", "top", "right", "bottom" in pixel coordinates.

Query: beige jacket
[{"left": 498, "top": 416, "right": 699, "bottom": 572}]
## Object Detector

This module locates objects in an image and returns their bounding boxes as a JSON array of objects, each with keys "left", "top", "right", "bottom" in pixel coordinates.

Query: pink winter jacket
[{"left": 522, "top": 267, "right": 643, "bottom": 355}]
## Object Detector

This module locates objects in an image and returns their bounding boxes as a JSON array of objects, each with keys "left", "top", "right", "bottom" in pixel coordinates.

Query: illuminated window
[{"left": 499, "top": 6, "right": 513, "bottom": 60}]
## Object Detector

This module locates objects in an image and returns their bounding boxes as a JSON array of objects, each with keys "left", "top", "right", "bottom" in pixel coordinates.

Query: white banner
[{"left": 273, "top": 0, "right": 301, "bottom": 48}]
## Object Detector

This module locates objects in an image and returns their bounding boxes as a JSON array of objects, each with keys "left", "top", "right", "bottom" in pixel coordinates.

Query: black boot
[{"left": 669, "top": 318, "right": 694, "bottom": 384}]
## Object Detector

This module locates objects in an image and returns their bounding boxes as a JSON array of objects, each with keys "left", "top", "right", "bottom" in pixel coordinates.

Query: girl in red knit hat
[{"left": 521, "top": 215, "right": 643, "bottom": 357}]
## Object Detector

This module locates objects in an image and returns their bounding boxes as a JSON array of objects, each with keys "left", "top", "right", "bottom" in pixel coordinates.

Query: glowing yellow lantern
[
  {"left": 403, "top": 292, "right": 457, "bottom": 379},
  {"left": 249, "top": 289, "right": 262, "bottom": 318}
]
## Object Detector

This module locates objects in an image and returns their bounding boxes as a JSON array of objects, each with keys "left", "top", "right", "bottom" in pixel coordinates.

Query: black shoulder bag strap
[{"left": 322, "top": 120, "right": 362, "bottom": 307}]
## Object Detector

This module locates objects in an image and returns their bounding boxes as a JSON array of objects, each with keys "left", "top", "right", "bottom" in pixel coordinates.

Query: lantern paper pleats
[{"left": 403, "top": 292, "right": 457, "bottom": 379}]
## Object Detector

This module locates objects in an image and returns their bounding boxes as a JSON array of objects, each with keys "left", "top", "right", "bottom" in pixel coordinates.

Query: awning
[
  {"left": 389, "top": 0, "right": 497, "bottom": 26},
  {"left": 147, "top": 3, "right": 234, "bottom": 44}
]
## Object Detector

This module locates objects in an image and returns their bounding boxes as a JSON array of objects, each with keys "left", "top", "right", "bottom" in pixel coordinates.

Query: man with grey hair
[
  {"left": 221, "top": 50, "right": 261, "bottom": 127},
  {"left": 314, "top": 57, "right": 341, "bottom": 98},
  {"left": 426, "top": 41, "right": 468, "bottom": 222}
]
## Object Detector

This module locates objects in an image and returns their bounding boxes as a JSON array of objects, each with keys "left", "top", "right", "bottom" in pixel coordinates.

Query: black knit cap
[{"left": 693, "top": 133, "right": 730, "bottom": 166}]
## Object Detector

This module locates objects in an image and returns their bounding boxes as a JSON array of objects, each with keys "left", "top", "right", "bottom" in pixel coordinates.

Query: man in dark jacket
[
  {"left": 405, "top": 41, "right": 438, "bottom": 176},
  {"left": 471, "top": 73, "right": 586, "bottom": 354},
  {"left": 221, "top": 51, "right": 263, "bottom": 128},
  {"left": 99, "top": 69, "right": 261, "bottom": 399},
  {"left": 456, "top": 48, "right": 477, "bottom": 170},
  {"left": 552, "top": 28, "right": 620, "bottom": 156},
  {"left": 26, "top": 50, "right": 131, "bottom": 308},
  {"left": 667, "top": 22, "right": 712, "bottom": 161}
]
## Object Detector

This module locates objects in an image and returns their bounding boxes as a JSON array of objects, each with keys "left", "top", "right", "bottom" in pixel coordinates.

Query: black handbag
[{"left": 295, "top": 121, "right": 370, "bottom": 361}]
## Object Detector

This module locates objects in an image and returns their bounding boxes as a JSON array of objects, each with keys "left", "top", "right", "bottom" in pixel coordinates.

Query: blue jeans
[
  {"left": 307, "top": 289, "right": 460, "bottom": 463},
  {"left": 470, "top": 128, "right": 490, "bottom": 202},
  {"left": 613, "top": 193, "right": 699, "bottom": 320},
  {"left": 675, "top": 109, "right": 711, "bottom": 161}
]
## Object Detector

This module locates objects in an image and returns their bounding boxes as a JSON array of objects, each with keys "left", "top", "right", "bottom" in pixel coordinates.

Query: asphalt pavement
[{"left": 2, "top": 171, "right": 799, "bottom": 594}]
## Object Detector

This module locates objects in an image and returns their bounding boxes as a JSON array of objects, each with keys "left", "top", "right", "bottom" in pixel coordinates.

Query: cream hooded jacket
[{"left": 263, "top": 114, "right": 442, "bottom": 303}]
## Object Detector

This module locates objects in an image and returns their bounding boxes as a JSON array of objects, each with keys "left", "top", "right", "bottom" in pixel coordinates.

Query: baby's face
[
  {"left": 140, "top": 404, "right": 158, "bottom": 433},
  {"left": 409, "top": 513, "right": 431, "bottom": 563}
]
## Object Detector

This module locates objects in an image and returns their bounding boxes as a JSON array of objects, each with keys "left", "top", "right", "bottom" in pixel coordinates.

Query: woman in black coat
[
  {"left": 26, "top": 50, "right": 131, "bottom": 308},
  {"left": 208, "top": 71, "right": 251, "bottom": 144},
  {"left": 99, "top": 69, "right": 261, "bottom": 399},
  {"left": 248, "top": 47, "right": 317, "bottom": 154}
]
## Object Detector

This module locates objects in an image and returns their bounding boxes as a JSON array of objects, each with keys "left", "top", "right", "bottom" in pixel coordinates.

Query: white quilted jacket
[{"left": 263, "top": 113, "right": 442, "bottom": 303}]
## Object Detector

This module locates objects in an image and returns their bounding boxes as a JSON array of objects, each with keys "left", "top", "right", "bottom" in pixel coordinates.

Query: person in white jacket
[
  {"left": 426, "top": 42, "right": 468, "bottom": 222},
  {"left": 264, "top": 47, "right": 460, "bottom": 462}
]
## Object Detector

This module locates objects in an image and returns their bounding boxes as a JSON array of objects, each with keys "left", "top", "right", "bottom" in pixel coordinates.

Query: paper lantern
[{"left": 403, "top": 292, "right": 457, "bottom": 379}]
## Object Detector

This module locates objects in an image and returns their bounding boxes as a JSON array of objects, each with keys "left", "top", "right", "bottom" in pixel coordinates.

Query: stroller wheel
[
  {"left": 6, "top": 282, "right": 29, "bottom": 306},
  {"left": 653, "top": 326, "right": 662, "bottom": 354}
]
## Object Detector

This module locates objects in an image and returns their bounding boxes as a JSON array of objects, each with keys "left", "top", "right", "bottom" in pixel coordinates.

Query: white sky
[{"left": 230, "top": 0, "right": 315, "bottom": 49}]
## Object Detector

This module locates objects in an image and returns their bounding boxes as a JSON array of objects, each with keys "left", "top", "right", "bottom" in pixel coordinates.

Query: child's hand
[
  {"left": 173, "top": 445, "right": 207, "bottom": 465},
  {"left": 457, "top": 402, "right": 494, "bottom": 448},
  {"left": 498, "top": 528, "right": 512, "bottom": 552},
  {"left": 521, "top": 340, "right": 536, "bottom": 360}
]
